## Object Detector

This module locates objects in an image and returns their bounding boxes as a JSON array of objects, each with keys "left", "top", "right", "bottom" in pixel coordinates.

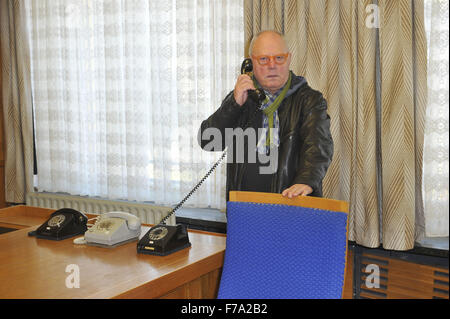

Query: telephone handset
[
  {"left": 83, "top": 211, "right": 141, "bottom": 247},
  {"left": 137, "top": 59, "right": 264, "bottom": 256},
  {"left": 137, "top": 224, "right": 191, "bottom": 256},
  {"left": 28, "top": 208, "right": 88, "bottom": 241},
  {"left": 241, "top": 58, "right": 266, "bottom": 104}
]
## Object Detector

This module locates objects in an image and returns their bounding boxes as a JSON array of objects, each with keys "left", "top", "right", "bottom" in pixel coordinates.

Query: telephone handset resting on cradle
[
  {"left": 28, "top": 208, "right": 88, "bottom": 241},
  {"left": 138, "top": 59, "right": 265, "bottom": 256},
  {"left": 84, "top": 211, "right": 141, "bottom": 247},
  {"left": 137, "top": 224, "right": 191, "bottom": 256}
]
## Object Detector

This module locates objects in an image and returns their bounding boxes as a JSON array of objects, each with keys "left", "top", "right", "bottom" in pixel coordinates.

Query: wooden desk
[{"left": 0, "top": 205, "right": 226, "bottom": 299}]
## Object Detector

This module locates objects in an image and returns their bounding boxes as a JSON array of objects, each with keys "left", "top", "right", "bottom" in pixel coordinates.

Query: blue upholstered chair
[{"left": 218, "top": 191, "right": 349, "bottom": 299}]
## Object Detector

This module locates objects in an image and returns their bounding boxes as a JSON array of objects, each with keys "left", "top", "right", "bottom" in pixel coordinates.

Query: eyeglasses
[{"left": 251, "top": 53, "right": 289, "bottom": 65}]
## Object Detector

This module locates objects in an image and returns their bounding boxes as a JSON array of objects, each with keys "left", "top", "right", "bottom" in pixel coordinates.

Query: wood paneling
[
  {"left": 158, "top": 268, "right": 222, "bottom": 299},
  {"left": 343, "top": 249, "right": 354, "bottom": 299},
  {"left": 359, "top": 252, "right": 449, "bottom": 299}
]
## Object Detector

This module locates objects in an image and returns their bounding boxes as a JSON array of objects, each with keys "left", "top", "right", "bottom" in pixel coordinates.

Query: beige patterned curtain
[
  {"left": 378, "top": 0, "right": 427, "bottom": 249},
  {"left": 244, "top": 0, "right": 427, "bottom": 250},
  {"left": 0, "top": 0, "right": 34, "bottom": 203}
]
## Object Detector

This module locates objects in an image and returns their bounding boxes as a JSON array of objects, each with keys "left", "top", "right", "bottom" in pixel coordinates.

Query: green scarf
[{"left": 255, "top": 72, "right": 292, "bottom": 146}]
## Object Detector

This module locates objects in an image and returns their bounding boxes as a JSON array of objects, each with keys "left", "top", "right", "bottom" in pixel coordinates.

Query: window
[
  {"left": 421, "top": 0, "right": 449, "bottom": 246},
  {"left": 26, "top": 0, "right": 244, "bottom": 210}
]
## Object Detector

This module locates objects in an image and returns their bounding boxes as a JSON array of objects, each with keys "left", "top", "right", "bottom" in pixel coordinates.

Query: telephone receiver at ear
[{"left": 241, "top": 58, "right": 266, "bottom": 104}]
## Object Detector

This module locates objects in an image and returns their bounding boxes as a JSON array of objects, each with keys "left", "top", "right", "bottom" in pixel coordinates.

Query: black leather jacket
[{"left": 198, "top": 72, "right": 333, "bottom": 199}]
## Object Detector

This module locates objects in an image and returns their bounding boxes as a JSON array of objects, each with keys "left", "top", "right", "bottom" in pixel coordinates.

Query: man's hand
[
  {"left": 233, "top": 74, "right": 256, "bottom": 106},
  {"left": 282, "top": 184, "right": 313, "bottom": 198}
]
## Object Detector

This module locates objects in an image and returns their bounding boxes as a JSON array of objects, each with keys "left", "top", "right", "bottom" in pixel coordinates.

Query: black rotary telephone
[
  {"left": 137, "top": 59, "right": 265, "bottom": 256},
  {"left": 28, "top": 208, "right": 88, "bottom": 241}
]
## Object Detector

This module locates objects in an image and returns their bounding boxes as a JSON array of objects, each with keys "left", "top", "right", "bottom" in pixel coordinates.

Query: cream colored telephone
[{"left": 82, "top": 211, "right": 141, "bottom": 247}]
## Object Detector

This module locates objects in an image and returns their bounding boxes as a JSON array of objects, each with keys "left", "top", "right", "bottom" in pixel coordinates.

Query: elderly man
[{"left": 199, "top": 30, "right": 333, "bottom": 199}]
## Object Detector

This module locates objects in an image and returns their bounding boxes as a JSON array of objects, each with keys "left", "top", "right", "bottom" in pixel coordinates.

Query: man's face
[{"left": 251, "top": 33, "right": 291, "bottom": 94}]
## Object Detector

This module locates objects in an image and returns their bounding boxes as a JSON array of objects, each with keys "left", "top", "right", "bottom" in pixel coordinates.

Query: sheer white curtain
[
  {"left": 423, "top": 0, "right": 449, "bottom": 237},
  {"left": 26, "top": 0, "right": 243, "bottom": 210}
]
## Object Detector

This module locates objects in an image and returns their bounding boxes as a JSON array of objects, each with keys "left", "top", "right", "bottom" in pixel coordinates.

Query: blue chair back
[{"left": 218, "top": 192, "right": 348, "bottom": 299}]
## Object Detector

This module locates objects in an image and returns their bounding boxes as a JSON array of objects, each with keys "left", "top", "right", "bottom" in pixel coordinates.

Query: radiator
[{"left": 25, "top": 192, "right": 175, "bottom": 225}]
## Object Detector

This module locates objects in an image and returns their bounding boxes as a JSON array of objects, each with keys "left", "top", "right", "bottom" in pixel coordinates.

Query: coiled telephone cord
[
  {"left": 158, "top": 149, "right": 228, "bottom": 225},
  {"left": 158, "top": 106, "right": 261, "bottom": 225}
]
